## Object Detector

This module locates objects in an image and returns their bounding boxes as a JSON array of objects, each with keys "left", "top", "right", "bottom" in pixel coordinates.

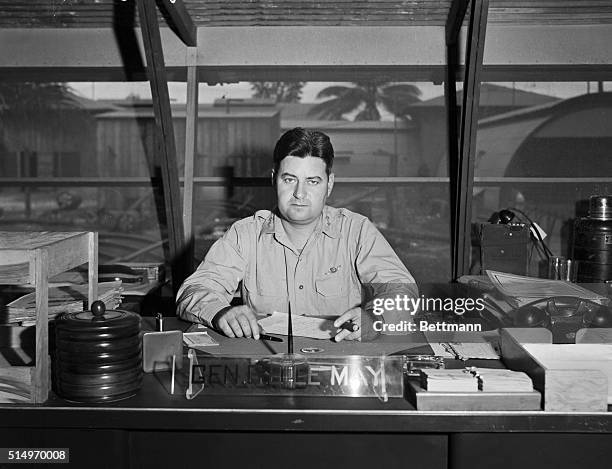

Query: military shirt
[{"left": 176, "top": 206, "right": 418, "bottom": 326}]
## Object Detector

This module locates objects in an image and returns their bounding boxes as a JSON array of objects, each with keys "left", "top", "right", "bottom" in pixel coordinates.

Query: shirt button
[{"left": 298, "top": 285, "right": 304, "bottom": 290}]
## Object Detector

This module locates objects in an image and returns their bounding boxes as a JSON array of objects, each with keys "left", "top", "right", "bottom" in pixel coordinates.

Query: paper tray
[{"left": 405, "top": 380, "right": 541, "bottom": 411}]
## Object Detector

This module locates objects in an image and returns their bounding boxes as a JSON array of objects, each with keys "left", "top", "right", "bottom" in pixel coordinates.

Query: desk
[
  {"left": 186, "top": 325, "right": 432, "bottom": 358},
  {"left": 1, "top": 371, "right": 612, "bottom": 469},
  {"left": 1, "top": 289, "right": 612, "bottom": 468}
]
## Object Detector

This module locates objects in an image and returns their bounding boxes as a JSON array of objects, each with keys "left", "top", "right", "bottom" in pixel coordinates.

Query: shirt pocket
[
  {"left": 315, "top": 274, "right": 344, "bottom": 297},
  {"left": 315, "top": 274, "right": 348, "bottom": 314}
]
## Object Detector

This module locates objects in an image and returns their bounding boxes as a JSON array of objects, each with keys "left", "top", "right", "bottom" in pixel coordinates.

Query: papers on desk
[
  {"left": 258, "top": 312, "right": 335, "bottom": 340},
  {"left": 420, "top": 367, "right": 533, "bottom": 393},
  {"left": 476, "top": 369, "right": 533, "bottom": 392},
  {"left": 420, "top": 369, "right": 478, "bottom": 392},
  {"left": 4, "top": 281, "right": 123, "bottom": 325},
  {"left": 183, "top": 331, "right": 219, "bottom": 347},
  {"left": 425, "top": 330, "right": 500, "bottom": 360},
  {"left": 428, "top": 342, "right": 500, "bottom": 360},
  {"left": 485, "top": 270, "right": 607, "bottom": 308}
]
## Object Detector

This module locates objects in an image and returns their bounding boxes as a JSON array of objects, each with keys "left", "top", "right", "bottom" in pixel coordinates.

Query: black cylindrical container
[
  {"left": 573, "top": 195, "right": 612, "bottom": 283},
  {"left": 54, "top": 300, "right": 142, "bottom": 403}
]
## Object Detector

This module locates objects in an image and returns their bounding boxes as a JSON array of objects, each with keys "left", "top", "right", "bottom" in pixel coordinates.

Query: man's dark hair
[{"left": 273, "top": 127, "right": 334, "bottom": 176}]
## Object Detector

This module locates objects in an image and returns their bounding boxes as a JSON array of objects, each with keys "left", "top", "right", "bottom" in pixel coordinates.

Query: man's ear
[
  {"left": 327, "top": 173, "right": 335, "bottom": 197},
  {"left": 271, "top": 169, "right": 275, "bottom": 186}
]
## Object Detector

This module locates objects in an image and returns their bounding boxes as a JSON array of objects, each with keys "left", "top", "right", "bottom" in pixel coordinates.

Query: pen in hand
[
  {"left": 339, "top": 320, "right": 360, "bottom": 333},
  {"left": 259, "top": 333, "right": 283, "bottom": 342}
]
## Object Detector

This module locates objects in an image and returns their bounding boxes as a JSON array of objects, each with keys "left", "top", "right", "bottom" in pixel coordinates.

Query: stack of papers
[
  {"left": 420, "top": 369, "right": 479, "bottom": 392},
  {"left": 476, "top": 369, "right": 533, "bottom": 392},
  {"left": 486, "top": 270, "right": 607, "bottom": 308},
  {"left": 4, "top": 281, "right": 123, "bottom": 325}
]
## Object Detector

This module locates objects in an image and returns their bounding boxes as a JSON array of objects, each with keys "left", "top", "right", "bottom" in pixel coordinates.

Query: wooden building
[
  {"left": 94, "top": 100, "right": 280, "bottom": 209},
  {"left": 0, "top": 95, "right": 113, "bottom": 180}
]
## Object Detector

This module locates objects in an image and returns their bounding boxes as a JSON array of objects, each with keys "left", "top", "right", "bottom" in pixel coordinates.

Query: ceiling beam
[
  {"left": 156, "top": 0, "right": 197, "bottom": 47},
  {"left": 1, "top": 25, "right": 610, "bottom": 68},
  {"left": 0, "top": 25, "right": 611, "bottom": 81},
  {"left": 446, "top": 0, "right": 469, "bottom": 45}
]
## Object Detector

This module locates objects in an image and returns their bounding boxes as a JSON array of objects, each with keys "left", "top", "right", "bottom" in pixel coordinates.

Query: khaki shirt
[{"left": 176, "top": 206, "right": 418, "bottom": 326}]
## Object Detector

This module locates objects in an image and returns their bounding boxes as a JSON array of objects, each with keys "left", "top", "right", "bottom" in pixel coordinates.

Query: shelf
[{"left": 0, "top": 231, "right": 98, "bottom": 403}]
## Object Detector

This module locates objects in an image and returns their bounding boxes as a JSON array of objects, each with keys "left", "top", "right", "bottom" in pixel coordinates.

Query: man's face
[{"left": 274, "top": 155, "right": 334, "bottom": 226}]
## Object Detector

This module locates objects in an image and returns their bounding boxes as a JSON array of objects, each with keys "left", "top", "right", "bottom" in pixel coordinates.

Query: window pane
[
  {"left": 472, "top": 82, "right": 612, "bottom": 276},
  {"left": 0, "top": 81, "right": 166, "bottom": 265},
  {"left": 189, "top": 80, "right": 450, "bottom": 284},
  {"left": 0, "top": 79, "right": 450, "bottom": 284}
]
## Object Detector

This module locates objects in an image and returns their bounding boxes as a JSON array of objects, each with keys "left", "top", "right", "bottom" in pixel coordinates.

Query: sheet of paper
[
  {"left": 183, "top": 331, "right": 219, "bottom": 347},
  {"left": 258, "top": 312, "right": 335, "bottom": 340},
  {"left": 428, "top": 343, "right": 456, "bottom": 358},
  {"left": 429, "top": 342, "right": 499, "bottom": 360}
]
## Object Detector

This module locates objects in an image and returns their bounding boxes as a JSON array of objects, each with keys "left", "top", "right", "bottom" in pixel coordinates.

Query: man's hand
[
  {"left": 333, "top": 307, "right": 382, "bottom": 342},
  {"left": 212, "top": 305, "right": 261, "bottom": 339},
  {"left": 333, "top": 307, "right": 362, "bottom": 342}
]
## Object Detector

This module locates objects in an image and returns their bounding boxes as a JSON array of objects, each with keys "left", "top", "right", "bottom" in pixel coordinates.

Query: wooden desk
[
  {"left": 183, "top": 325, "right": 432, "bottom": 358},
  {"left": 1, "top": 367, "right": 612, "bottom": 469},
  {"left": 1, "top": 290, "right": 612, "bottom": 468}
]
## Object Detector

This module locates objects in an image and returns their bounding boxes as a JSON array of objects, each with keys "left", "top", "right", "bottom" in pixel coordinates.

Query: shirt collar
[{"left": 259, "top": 206, "right": 341, "bottom": 239}]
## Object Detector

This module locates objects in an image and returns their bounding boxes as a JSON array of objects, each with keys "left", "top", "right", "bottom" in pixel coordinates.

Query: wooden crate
[
  {"left": 0, "top": 232, "right": 98, "bottom": 403},
  {"left": 500, "top": 328, "right": 611, "bottom": 412}
]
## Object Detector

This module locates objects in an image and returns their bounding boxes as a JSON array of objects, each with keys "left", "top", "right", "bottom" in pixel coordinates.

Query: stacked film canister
[{"left": 54, "top": 301, "right": 143, "bottom": 403}]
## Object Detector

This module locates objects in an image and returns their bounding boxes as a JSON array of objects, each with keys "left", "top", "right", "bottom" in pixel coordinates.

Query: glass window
[
  {"left": 187, "top": 80, "right": 451, "bottom": 284},
  {"left": 0, "top": 81, "right": 166, "bottom": 264},
  {"left": 472, "top": 81, "right": 612, "bottom": 276},
  {"left": 0, "top": 79, "right": 450, "bottom": 284}
]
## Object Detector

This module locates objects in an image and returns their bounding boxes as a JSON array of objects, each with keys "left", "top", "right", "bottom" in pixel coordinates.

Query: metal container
[
  {"left": 573, "top": 195, "right": 612, "bottom": 283},
  {"left": 54, "top": 300, "right": 142, "bottom": 403}
]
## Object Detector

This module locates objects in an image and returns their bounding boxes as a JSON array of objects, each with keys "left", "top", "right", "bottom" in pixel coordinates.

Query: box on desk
[
  {"left": 477, "top": 224, "right": 529, "bottom": 275},
  {"left": 406, "top": 381, "right": 541, "bottom": 411},
  {"left": 500, "top": 327, "right": 612, "bottom": 412}
]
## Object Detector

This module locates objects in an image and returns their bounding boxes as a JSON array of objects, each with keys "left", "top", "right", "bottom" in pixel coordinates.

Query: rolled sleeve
[
  {"left": 176, "top": 224, "right": 248, "bottom": 326},
  {"left": 355, "top": 219, "right": 419, "bottom": 325}
]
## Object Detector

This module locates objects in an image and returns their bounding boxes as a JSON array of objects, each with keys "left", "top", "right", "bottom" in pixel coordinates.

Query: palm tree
[{"left": 307, "top": 80, "right": 422, "bottom": 121}]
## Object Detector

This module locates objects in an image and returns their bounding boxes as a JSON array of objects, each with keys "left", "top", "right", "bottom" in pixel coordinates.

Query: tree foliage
[
  {"left": 307, "top": 81, "right": 422, "bottom": 121},
  {"left": 250, "top": 82, "right": 304, "bottom": 103},
  {"left": 0, "top": 82, "right": 80, "bottom": 128}
]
